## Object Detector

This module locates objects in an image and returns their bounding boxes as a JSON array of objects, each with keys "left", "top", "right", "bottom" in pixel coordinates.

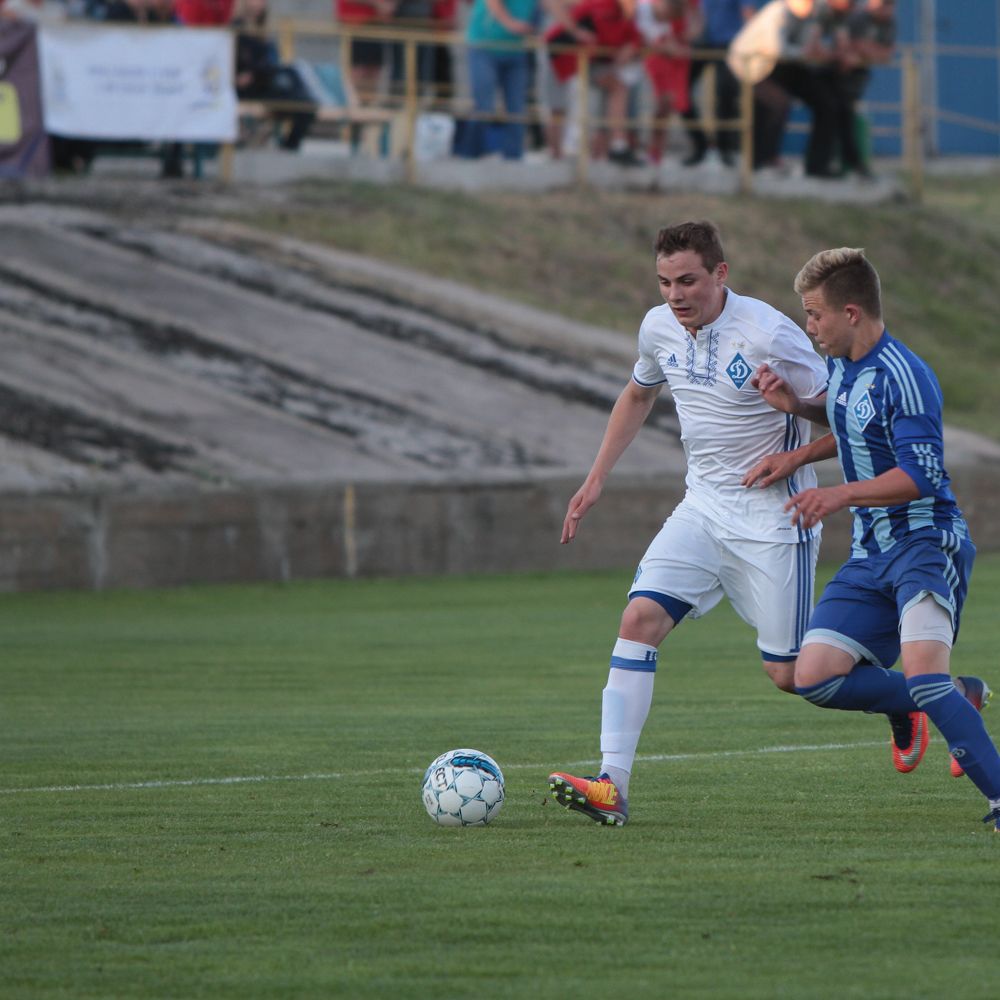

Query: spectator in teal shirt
[{"left": 461, "top": 0, "right": 540, "bottom": 158}]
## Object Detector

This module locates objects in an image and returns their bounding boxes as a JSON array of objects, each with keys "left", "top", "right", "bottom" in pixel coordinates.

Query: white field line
[{"left": 0, "top": 739, "right": 885, "bottom": 796}]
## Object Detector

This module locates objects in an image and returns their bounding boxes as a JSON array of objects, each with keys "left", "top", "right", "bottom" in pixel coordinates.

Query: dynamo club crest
[
  {"left": 853, "top": 390, "right": 877, "bottom": 431},
  {"left": 725, "top": 352, "right": 752, "bottom": 389}
]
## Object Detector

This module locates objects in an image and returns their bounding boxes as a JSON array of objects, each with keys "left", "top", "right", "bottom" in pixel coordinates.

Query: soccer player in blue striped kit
[{"left": 744, "top": 247, "right": 1000, "bottom": 832}]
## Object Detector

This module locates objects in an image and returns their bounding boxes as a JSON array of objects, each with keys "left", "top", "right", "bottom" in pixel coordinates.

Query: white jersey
[{"left": 633, "top": 287, "right": 828, "bottom": 543}]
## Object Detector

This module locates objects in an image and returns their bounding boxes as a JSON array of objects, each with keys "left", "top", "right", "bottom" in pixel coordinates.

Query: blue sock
[
  {"left": 908, "top": 674, "right": 1000, "bottom": 799},
  {"left": 795, "top": 665, "right": 916, "bottom": 714}
]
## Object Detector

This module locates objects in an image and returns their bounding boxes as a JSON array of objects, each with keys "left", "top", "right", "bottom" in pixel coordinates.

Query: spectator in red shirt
[
  {"left": 544, "top": 0, "right": 644, "bottom": 164},
  {"left": 336, "top": 0, "right": 396, "bottom": 103},
  {"left": 174, "top": 0, "right": 232, "bottom": 23},
  {"left": 637, "top": 0, "right": 701, "bottom": 164}
]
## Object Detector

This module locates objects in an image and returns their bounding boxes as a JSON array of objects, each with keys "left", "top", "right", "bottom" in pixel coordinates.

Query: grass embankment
[{"left": 235, "top": 175, "right": 1000, "bottom": 437}]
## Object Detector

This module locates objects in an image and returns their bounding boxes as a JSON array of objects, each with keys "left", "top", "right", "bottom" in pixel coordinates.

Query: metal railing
[{"left": 226, "top": 20, "right": 931, "bottom": 197}]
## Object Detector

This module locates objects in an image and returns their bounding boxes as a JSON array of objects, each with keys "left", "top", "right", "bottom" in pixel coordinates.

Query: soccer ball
[{"left": 421, "top": 748, "right": 505, "bottom": 827}]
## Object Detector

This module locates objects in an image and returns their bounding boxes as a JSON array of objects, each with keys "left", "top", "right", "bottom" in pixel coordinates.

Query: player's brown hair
[{"left": 654, "top": 221, "right": 726, "bottom": 273}]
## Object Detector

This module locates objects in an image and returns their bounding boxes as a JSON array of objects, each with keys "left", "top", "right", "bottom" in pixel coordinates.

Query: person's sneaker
[
  {"left": 950, "top": 676, "right": 993, "bottom": 777},
  {"left": 608, "top": 147, "right": 645, "bottom": 168},
  {"left": 982, "top": 805, "right": 1000, "bottom": 833},
  {"left": 888, "top": 711, "right": 929, "bottom": 772},
  {"left": 548, "top": 771, "right": 628, "bottom": 826}
]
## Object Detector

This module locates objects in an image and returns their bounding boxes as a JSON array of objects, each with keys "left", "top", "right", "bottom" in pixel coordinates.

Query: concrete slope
[{"left": 0, "top": 205, "right": 684, "bottom": 493}]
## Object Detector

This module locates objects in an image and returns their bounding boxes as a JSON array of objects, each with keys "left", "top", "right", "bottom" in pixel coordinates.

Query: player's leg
[
  {"left": 901, "top": 608, "right": 1000, "bottom": 830},
  {"left": 893, "top": 535, "right": 1000, "bottom": 828},
  {"left": 549, "top": 505, "right": 723, "bottom": 825},
  {"left": 547, "top": 597, "right": 679, "bottom": 827},
  {"left": 949, "top": 675, "right": 992, "bottom": 777},
  {"left": 720, "top": 534, "right": 818, "bottom": 695},
  {"left": 791, "top": 559, "right": 933, "bottom": 771}
]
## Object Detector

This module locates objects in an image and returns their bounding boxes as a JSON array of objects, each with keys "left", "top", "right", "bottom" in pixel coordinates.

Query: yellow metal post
[
  {"left": 738, "top": 67, "right": 753, "bottom": 194},
  {"left": 575, "top": 51, "right": 590, "bottom": 187},
  {"left": 219, "top": 142, "right": 234, "bottom": 183},
  {"left": 902, "top": 49, "right": 924, "bottom": 203},
  {"left": 702, "top": 62, "right": 717, "bottom": 143},
  {"left": 404, "top": 37, "right": 418, "bottom": 182},
  {"left": 277, "top": 18, "right": 295, "bottom": 63}
]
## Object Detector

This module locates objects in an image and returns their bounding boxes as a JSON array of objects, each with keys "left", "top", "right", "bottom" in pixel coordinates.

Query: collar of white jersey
[{"left": 698, "top": 286, "right": 736, "bottom": 335}]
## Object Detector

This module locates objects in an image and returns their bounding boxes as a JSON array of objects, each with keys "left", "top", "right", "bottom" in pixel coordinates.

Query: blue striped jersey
[{"left": 825, "top": 330, "right": 970, "bottom": 558}]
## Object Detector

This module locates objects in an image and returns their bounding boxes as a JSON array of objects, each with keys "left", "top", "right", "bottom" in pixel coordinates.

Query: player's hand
[
  {"left": 784, "top": 485, "right": 850, "bottom": 530},
  {"left": 561, "top": 481, "right": 601, "bottom": 544},
  {"left": 751, "top": 363, "right": 802, "bottom": 415},
  {"left": 742, "top": 451, "right": 801, "bottom": 489}
]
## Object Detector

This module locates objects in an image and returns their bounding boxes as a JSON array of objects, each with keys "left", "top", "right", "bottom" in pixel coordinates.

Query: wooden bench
[{"left": 236, "top": 60, "right": 402, "bottom": 158}]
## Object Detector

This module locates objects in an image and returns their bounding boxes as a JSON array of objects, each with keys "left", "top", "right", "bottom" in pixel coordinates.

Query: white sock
[{"left": 600, "top": 639, "right": 657, "bottom": 799}]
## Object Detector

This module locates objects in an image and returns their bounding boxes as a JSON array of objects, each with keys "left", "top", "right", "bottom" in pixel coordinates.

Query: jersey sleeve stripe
[
  {"left": 883, "top": 345, "right": 925, "bottom": 415},
  {"left": 881, "top": 349, "right": 916, "bottom": 413}
]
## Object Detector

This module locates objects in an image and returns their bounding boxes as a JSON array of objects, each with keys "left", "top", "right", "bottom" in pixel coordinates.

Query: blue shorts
[{"left": 804, "top": 529, "right": 975, "bottom": 669}]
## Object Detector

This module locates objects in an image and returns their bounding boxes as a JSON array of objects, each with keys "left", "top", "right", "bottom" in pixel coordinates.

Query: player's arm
[
  {"left": 742, "top": 432, "right": 838, "bottom": 489},
  {"left": 785, "top": 468, "right": 921, "bottom": 531},
  {"left": 561, "top": 378, "right": 661, "bottom": 544},
  {"left": 751, "top": 363, "right": 829, "bottom": 425}
]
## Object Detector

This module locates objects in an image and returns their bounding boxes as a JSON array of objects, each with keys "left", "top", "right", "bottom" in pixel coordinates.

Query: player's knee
[
  {"left": 763, "top": 660, "right": 797, "bottom": 693},
  {"left": 793, "top": 643, "right": 842, "bottom": 689},
  {"left": 619, "top": 597, "right": 673, "bottom": 647}
]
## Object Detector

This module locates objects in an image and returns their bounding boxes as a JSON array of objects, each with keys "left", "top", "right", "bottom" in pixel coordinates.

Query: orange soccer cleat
[
  {"left": 888, "top": 711, "right": 930, "bottom": 773},
  {"left": 548, "top": 771, "right": 629, "bottom": 826}
]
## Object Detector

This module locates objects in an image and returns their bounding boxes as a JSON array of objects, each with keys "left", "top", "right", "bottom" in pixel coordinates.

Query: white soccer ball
[{"left": 421, "top": 748, "right": 505, "bottom": 827}]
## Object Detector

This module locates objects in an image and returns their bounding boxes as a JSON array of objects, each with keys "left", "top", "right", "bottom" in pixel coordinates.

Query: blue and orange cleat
[
  {"left": 888, "top": 711, "right": 929, "bottom": 773},
  {"left": 548, "top": 771, "right": 628, "bottom": 826},
  {"left": 983, "top": 806, "right": 1000, "bottom": 833},
  {"left": 951, "top": 676, "right": 992, "bottom": 778}
]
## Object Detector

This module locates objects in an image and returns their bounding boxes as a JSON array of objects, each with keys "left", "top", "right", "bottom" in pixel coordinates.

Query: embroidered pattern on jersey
[
  {"left": 725, "top": 352, "right": 752, "bottom": 389},
  {"left": 852, "top": 390, "right": 876, "bottom": 432},
  {"left": 665, "top": 353, "right": 678, "bottom": 367},
  {"left": 836, "top": 391, "right": 848, "bottom": 406},
  {"left": 684, "top": 330, "right": 718, "bottom": 385}
]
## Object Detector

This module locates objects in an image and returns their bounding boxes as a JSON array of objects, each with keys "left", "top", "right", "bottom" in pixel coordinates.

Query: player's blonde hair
[{"left": 794, "top": 247, "right": 882, "bottom": 319}]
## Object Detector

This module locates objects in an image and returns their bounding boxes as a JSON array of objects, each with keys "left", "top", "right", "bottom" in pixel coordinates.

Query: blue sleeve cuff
[{"left": 897, "top": 460, "right": 935, "bottom": 498}]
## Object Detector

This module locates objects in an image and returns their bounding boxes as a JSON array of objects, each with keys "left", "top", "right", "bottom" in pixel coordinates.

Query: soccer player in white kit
[{"left": 548, "top": 221, "right": 828, "bottom": 826}]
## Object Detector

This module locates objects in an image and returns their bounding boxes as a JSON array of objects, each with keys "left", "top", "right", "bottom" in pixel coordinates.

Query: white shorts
[{"left": 628, "top": 499, "right": 819, "bottom": 661}]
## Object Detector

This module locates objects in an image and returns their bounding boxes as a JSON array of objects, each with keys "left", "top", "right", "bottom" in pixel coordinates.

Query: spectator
[
  {"left": 98, "top": 0, "right": 185, "bottom": 177},
  {"left": 105, "top": 0, "right": 173, "bottom": 21},
  {"left": 232, "top": 0, "right": 317, "bottom": 151},
  {"left": 730, "top": 0, "right": 843, "bottom": 176},
  {"left": 636, "top": 0, "right": 701, "bottom": 165},
  {"left": 335, "top": 0, "right": 395, "bottom": 103},
  {"left": 681, "top": 0, "right": 752, "bottom": 166},
  {"left": 829, "top": 0, "right": 895, "bottom": 177},
  {"left": 389, "top": 0, "right": 437, "bottom": 98},
  {"left": 0, "top": 0, "right": 67, "bottom": 22},
  {"left": 544, "top": 0, "right": 644, "bottom": 164},
  {"left": 460, "top": 0, "right": 537, "bottom": 159},
  {"left": 173, "top": 0, "right": 231, "bottom": 22},
  {"left": 429, "top": 0, "right": 457, "bottom": 100}
]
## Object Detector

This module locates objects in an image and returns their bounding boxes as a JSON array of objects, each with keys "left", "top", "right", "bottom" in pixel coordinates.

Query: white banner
[{"left": 38, "top": 25, "right": 236, "bottom": 142}]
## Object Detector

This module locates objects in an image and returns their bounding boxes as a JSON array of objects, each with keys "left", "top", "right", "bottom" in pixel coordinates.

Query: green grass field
[{"left": 3, "top": 558, "right": 1000, "bottom": 999}]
